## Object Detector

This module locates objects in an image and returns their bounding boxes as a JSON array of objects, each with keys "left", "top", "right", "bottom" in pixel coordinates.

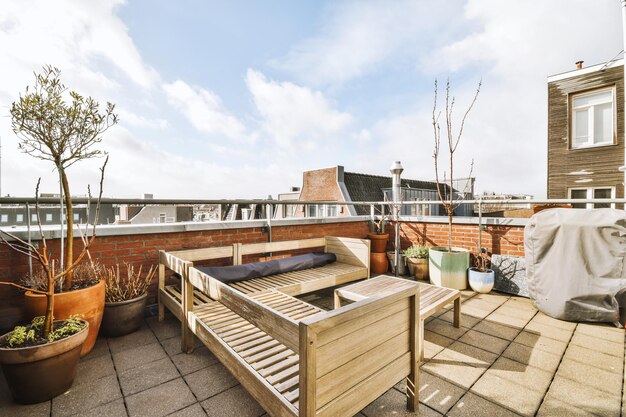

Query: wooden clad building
[{"left": 547, "top": 60, "right": 624, "bottom": 208}]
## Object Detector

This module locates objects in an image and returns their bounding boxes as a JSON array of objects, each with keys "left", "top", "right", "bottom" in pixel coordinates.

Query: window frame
[
  {"left": 569, "top": 86, "right": 616, "bottom": 149},
  {"left": 568, "top": 186, "right": 615, "bottom": 209}
]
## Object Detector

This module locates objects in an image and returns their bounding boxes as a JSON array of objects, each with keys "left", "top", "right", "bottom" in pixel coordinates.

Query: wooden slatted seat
[
  {"left": 158, "top": 237, "right": 370, "bottom": 322},
  {"left": 184, "top": 268, "right": 422, "bottom": 417}
]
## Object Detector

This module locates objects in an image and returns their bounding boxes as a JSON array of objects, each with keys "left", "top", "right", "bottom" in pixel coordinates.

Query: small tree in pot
[
  {"left": 429, "top": 79, "right": 480, "bottom": 289},
  {"left": 468, "top": 248, "right": 494, "bottom": 293},
  {"left": 11, "top": 66, "right": 117, "bottom": 355}
]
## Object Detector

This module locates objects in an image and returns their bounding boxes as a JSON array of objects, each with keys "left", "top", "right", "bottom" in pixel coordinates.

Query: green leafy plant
[
  {"left": 105, "top": 264, "right": 156, "bottom": 303},
  {"left": 402, "top": 245, "right": 429, "bottom": 259},
  {"left": 3, "top": 316, "right": 86, "bottom": 348},
  {"left": 10, "top": 66, "right": 117, "bottom": 290}
]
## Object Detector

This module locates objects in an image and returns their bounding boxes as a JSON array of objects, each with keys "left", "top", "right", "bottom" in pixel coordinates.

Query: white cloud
[
  {"left": 245, "top": 69, "right": 352, "bottom": 147},
  {"left": 117, "top": 107, "right": 168, "bottom": 130},
  {"left": 163, "top": 80, "right": 251, "bottom": 142},
  {"left": 272, "top": 0, "right": 462, "bottom": 86}
]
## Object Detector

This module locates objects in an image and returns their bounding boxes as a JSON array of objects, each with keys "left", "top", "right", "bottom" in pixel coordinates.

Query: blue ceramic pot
[{"left": 468, "top": 267, "right": 495, "bottom": 293}]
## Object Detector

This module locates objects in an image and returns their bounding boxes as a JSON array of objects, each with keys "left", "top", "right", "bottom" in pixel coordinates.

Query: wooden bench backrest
[
  {"left": 298, "top": 283, "right": 419, "bottom": 417},
  {"left": 324, "top": 237, "right": 370, "bottom": 270}
]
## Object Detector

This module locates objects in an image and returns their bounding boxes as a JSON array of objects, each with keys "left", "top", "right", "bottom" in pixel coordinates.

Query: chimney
[{"left": 575, "top": 60, "right": 584, "bottom": 70}]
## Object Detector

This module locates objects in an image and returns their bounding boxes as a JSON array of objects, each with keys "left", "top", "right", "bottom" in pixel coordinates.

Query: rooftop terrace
[{"left": 2, "top": 282, "right": 624, "bottom": 417}]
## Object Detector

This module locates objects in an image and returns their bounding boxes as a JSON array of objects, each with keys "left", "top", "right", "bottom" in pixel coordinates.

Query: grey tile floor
[{"left": 1, "top": 287, "right": 624, "bottom": 417}]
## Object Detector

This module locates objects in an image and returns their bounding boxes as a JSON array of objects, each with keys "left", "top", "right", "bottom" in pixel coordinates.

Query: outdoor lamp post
[{"left": 390, "top": 161, "right": 403, "bottom": 276}]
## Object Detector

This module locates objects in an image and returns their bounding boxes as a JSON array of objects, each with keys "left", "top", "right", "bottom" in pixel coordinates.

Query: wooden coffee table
[{"left": 335, "top": 275, "right": 461, "bottom": 359}]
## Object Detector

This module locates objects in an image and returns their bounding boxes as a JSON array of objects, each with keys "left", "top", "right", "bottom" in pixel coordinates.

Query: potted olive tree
[
  {"left": 429, "top": 79, "right": 480, "bottom": 290},
  {"left": 101, "top": 264, "right": 156, "bottom": 337},
  {"left": 402, "top": 245, "right": 429, "bottom": 280},
  {"left": 11, "top": 66, "right": 117, "bottom": 355},
  {"left": 0, "top": 177, "right": 104, "bottom": 404}
]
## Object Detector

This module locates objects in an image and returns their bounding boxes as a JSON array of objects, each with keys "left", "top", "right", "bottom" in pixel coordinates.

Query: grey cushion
[{"left": 198, "top": 253, "right": 337, "bottom": 284}]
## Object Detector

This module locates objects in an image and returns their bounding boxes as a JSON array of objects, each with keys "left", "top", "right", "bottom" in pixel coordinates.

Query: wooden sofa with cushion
[
  {"left": 158, "top": 236, "right": 371, "bottom": 322},
  {"left": 183, "top": 267, "right": 421, "bottom": 417}
]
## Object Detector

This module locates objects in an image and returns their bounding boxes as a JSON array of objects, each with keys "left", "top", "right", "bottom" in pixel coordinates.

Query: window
[
  {"left": 571, "top": 88, "right": 614, "bottom": 148},
  {"left": 31, "top": 214, "right": 37, "bottom": 222},
  {"left": 569, "top": 187, "right": 614, "bottom": 208},
  {"left": 16, "top": 214, "right": 23, "bottom": 222},
  {"left": 45, "top": 213, "right": 53, "bottom": 222},
  {"left": 73, "top": 213, "right": 80, "bottom": 222},
  {"left": 307, "top": 205, "right": 317, "bottom": 217},
  {"left": 0, "top": 214, "right": 7, "bottom": 223}
]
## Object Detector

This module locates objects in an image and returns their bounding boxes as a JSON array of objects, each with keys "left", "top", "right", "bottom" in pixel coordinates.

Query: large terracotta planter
[
  {"left": 407, "top": 257, "right": 429, "bottom": 280},
  {"left": 428, "top": 247, "right": 469, "bottom": 290},
  {"left": 370, "top": 252, "right": 389, "bottom": 275},
  {"left": 101, "top": 293, "right": 147, "bottom": 337},
  {"left": 0, "top": 320, "right": 88, "bottom": 404},
  {"left": 367, "top": 233, "right": 389, "bottom": 253},
  {"left": 24, "top": 280, "right": 104, "bottom": 357}
]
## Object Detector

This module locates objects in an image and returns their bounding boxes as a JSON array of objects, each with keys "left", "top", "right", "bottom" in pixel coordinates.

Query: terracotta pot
[
  {"left": 407, "top": 257, "right": 429, "bottom": 280},
  {"left": 101, "top": 293, "right": 147, "bottom": 337},
  {"left": 367, "top": 233, "right": 390, "bottom": 253},
  {"left": 370, "top": 252, "right": 389, "bottom": 275},
  {"left": 386, "top": 252, "right": 407, "bottom": 275},
  {"left": 0, "top": 319, "right": 88, "bottom": 404},
  {"left": 24, "top": 280, "right": 104, "bottom": 357}
]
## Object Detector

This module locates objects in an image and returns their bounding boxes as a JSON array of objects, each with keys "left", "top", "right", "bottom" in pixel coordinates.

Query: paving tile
[
  {"left": 458, "top": 329, "right": 510, "bottom": 355},
  {"left": 468, "top": 293, "right": 508, "bottom": 306},
  {"left": 424, "top": 318, "right": 470, "bottom": 340},
  {"left": 146, "top": 316, "right": 181, "bottom": 341},
  {"left": 473, "top": 320, "right": 521, "bottom": 341},
  {"left": 570, "top": 332, "right": 623, "bottom": 357},
  {"left": 503, "top": 297, "right": 536, "bottom": 312},
  {"left": 530, "top": 313, "right": 577, "bottom": 331},
  {"left": 83, "top": 337, "right": 110, "bottom": 360},
  {"left": 522, "top": 321, "right": 573, "bottom": 343},
  {"left": 448, "top": 391, "right": 521, "bottom": 417},
  {"left": 126, "top": 378, "right": 196, "bottom": 417},
  {"left": 201, "top": 385, "right": 265, "bottom": 417},
  {"left": 360, "top": 388, "right": 442, "bottom": 417},
  {"left": 537, "top": 396, "right": 597, "bottom": 417},
  {"left": 112, "top": 341, "right": 167, "bottom": 373},
  {"left": 501, "top": 342, "right": 562, "bottom": 374},
  {"left": 51, "top": 374, "right": 122, "bottom": 417},
  {"left": 562, "top": 344, "right": 623, "bottom": 374},
  {"left": 437, "top": 310, "right": 481, "bottom": 328},
  {"left": 556, "top": 358, "right": 622, "bottom": 396},
  {"left": 422, "top": 331, "right": 454, "bottom": 360},
  {"left": 161, "top": 335, "right": 203, "bottom": 357},
  {"left": 75, "top": 353, "right": 116, "bottom": 386},
  {"left": 471, "top": 371, "right": 544, "bottom": 417},
  {"left": 107, "top": 326, "right": 158, "bottom": 354},
  {"left": 70, "top": 398, "right": 127, "bottom": 417},
  {"left": 492, "top": 305, "right": 536, "bottom": 322},
  {"left": 422, "top": 359, "right": 488, "bottom": 390},
  {"left": 415, "top": 370, "right": 466, "bottom": 414},
  {"left": 513, "top": 331, "right": 568, "bottom": 356},
  {"left": 184, "top": 362, "right": 239, "bottom": 401},
  {"left": 118, "top": 357, "right": 180, "bottom": 396},
  {"left": 485, "top": 357, "right": 553, "bottom": 394},
  {"left": 167, "top": 403, "right": 207, "bottom": 417},
  {"left": 432, "top": 341, "right": 498, "bottom": 367},
  {"left": 542, "top": 375, "right": 620, "bottom": 417},
  {"left": 461, "top": 305, "right": 494, "bottom": 320},
  {"left": 485, "top": 312, "right": 531, "bottom": 329},
  {"left": 171, "top": 346, "right": 219, "bottom": 375},
  {"left": 576, "top": 323, "right": 624, "bottom": 344}
]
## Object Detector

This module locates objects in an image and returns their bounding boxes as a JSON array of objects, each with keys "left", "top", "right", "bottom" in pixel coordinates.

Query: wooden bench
[
  {"left": 335, "top": 276, "right": 461, "bottom": 360},
  {"left": 158, "top": 236, "right": 371, "bottom": 322},
  {"left": 184, "top": 267, "right": 421, "bottom": 417}
]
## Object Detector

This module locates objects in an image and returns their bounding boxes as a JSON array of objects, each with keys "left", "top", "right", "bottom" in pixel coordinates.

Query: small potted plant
[
  {"left": 100, "top": 264, "right": 156, "bottom": 337},
  {"left": 402, "top": 245, "right": 430, "bottom": 280},
  {"left": 468, "top": 248, "right": 494, "bottom": 293}
]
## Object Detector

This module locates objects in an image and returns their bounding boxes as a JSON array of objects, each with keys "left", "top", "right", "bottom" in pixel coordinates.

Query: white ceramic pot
[
  {"left": 428, "top": 247, "right": 469, "bottom": 290},
  {"left": 468, "top": 267, "right": 495, "bottom": 293}
]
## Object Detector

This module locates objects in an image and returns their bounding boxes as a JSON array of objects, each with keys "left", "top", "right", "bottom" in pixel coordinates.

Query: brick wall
[{"left": 0, "top": 220, "right": 370, "bottom": 330}]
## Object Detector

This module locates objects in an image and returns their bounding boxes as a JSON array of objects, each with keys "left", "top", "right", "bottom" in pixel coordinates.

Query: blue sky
[{"left": 0, "top": 0, "right": 623, "bottom": 199}]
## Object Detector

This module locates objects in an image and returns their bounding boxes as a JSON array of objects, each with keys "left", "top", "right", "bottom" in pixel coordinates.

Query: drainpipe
[
  {"left": 390, "top": 161, "right": 403, "bottom": 277},
  {"left": 619, "top": 1, "right": 626, "bottom": 199}
]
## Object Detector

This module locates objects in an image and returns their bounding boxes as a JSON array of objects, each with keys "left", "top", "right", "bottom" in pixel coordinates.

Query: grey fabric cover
[
  {"left": 524, "top": 208, "right": 626, "bottom": 323},
  {"left": 198, "top": 253, "right": 337, "bottom": 284}
]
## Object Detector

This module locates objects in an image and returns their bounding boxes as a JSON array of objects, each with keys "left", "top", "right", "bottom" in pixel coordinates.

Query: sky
[{"left": 0, "top": 0, "right": 623, "bottom": 199}]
